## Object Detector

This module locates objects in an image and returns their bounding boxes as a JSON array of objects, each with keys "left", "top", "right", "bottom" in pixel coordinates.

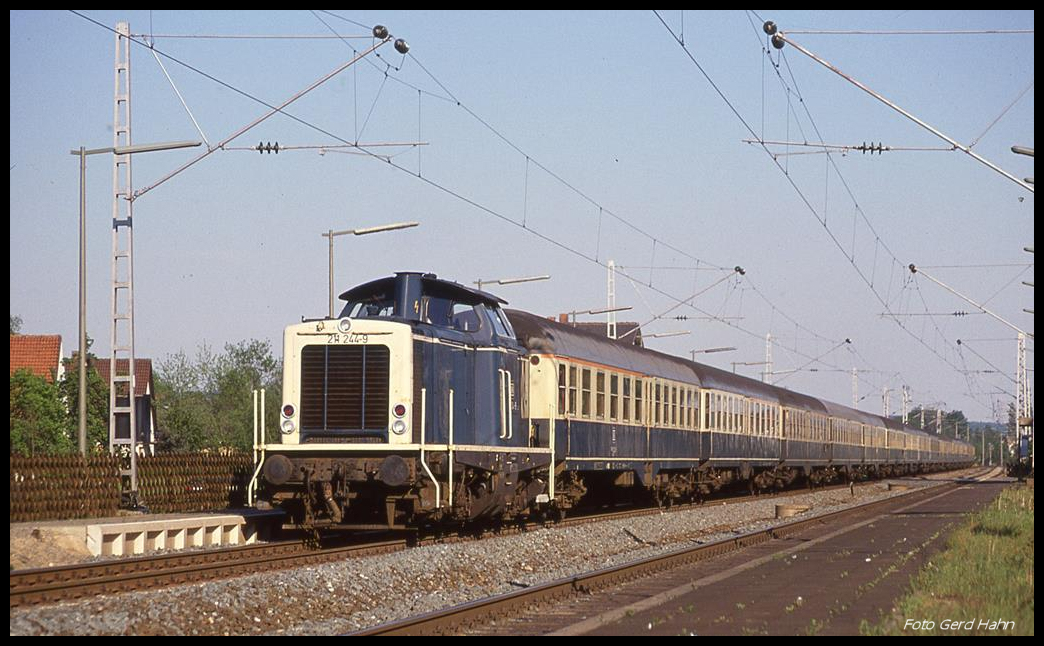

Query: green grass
[{"left": 865, "top": 485, "right": 1034, "bottom": 635}]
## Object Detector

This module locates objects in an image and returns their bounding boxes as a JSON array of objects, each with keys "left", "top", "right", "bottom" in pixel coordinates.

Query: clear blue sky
[{"left": 10, "top": 10, "right": 1034, "bottom": 423}]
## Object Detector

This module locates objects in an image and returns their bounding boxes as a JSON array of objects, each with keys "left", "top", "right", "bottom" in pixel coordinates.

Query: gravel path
[{"left": 10, "top": 477, "right": 952, "bottom": 636}]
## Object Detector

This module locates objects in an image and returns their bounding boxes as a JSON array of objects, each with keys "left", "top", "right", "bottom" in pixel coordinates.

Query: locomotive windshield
[
  {"left": 336, "top": 273, "right": 515, "bottom": 338},
  {"left": 343, "top": 296, "right": 396, "bottom": 319}
]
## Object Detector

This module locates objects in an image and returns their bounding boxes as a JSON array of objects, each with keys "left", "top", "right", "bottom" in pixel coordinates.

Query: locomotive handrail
[
  {"left": 418, "top": 388, "right": 441, "bottom": 509},
  {"left": 448, "top": 388, "right": 455, "bottom": 508},
  {"left": 507, "top": 370, "right": 514, "bottom": 440},
  {"left": 498, "top": 369, "right": 508, "bottom": 439}
]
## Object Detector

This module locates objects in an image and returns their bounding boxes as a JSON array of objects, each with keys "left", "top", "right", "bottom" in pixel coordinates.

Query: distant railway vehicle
[{"left": 253, "top": 272, "right": 975, "bottom": 528}]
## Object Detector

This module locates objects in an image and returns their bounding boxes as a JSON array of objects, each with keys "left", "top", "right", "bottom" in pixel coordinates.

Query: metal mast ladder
[{"left": 109, "top": 21, "right": 139, "bottom": 500}]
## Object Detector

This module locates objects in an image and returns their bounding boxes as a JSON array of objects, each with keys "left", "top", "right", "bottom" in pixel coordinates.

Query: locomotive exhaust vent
[{"left": 300, "top": 345, "right": 390, "bottom": 436}]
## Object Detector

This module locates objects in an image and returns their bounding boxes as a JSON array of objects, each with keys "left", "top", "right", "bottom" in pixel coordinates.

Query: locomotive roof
[{"left": 339, "top": 272, "right": 507, "bottom": 307}]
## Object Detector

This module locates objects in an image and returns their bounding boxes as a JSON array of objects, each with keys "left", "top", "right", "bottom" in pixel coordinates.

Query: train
[{"left": 252, "top": 271, "right": 975, "bottom": 529}]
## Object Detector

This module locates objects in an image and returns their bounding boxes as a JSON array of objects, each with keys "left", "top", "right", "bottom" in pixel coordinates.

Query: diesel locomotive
[{"left": 253, "top": 272, "right": 975, "bottom": 529}]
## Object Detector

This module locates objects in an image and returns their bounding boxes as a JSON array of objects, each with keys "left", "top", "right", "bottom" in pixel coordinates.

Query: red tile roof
[
  {"left": 93, "top": 358, "right": 154, "bottom": 397},
  {"left": 10, "top": 335, "right": 64, "bottom": 383}
]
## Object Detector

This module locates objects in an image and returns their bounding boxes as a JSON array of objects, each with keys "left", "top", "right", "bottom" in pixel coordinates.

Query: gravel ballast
[{"left": 10, "top": 476, "right": 956, "bottom": 636}]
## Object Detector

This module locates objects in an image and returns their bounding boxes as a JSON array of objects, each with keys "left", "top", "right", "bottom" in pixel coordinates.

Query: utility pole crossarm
[
  {"left": 909, "top": 264, "right": 1032, "bottom": 338},
  {"left": 770, "top": 27, "right": 1033, "bottom": 194}
]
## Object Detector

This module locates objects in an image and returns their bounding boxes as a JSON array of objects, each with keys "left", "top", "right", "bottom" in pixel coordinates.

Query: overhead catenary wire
[
  {"left": 656, "top": 11, "right": 1014, "bottom": 409},
  {"left": 310, "top": 13, "right": 891, "bottom": 387},
  {"left": 132, "top": 33, "right": 372, "bottom": 39},
  {"left": 213, "top": 17, "right": 870, "bottom": 382},
  {"left": 70, "top": 11, "right": 978, "bottom": 412},
  {"left": 779, "top": 29, "right": 1033, "bottom": 35},
  {"left": 773, "top": 31, "right": 1034, "bottom": 193}
]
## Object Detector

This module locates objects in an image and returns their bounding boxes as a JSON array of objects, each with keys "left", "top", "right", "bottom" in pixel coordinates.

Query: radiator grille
[{"left": 300, "top": 345, "right": 390, "bottom": 434}]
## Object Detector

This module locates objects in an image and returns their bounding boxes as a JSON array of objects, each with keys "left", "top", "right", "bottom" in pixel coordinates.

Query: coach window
[
  {"left": 682, "top": 389, "right": 690, "bottom": 429},
  {"left": 677, "top": 386, "right": 683, "bottom": 428},
  {"left": 568, "top": 366, "right": 578, "bottom": 416},
  {"left": 609, "top": 374, "right": 619, "bottom": 421},
  {"left": 681, "top": 389, "right": 688, "bottom": 429},
  {"left": 665, "top": 383, "right": 671, "bottom": 426},
  {"left": 634, "top": 379, "right": 643, "bottom": 424},
  {"left": 558, "top": 363, "right": 567, "bottom": 414},
  {"left": 702, "top": 393, "right": 709, "bottom": 429},
  {"left": 622, "top": 377, "right": 631, "bottom": 422},
  {"left": 581, "top": 368, "right": 592, "bottom": 418},
  {"left": 691, "top": 389, "right": 699, "bottom": 430},
  {"left": 663, "top": 385, "right": 670, "bottom": 427},
  {"left": 664, "top": 383, "right": 671, "bottom": 426},
  {"left": 596, "top": 371, "right": 606, "bottom": 419}
]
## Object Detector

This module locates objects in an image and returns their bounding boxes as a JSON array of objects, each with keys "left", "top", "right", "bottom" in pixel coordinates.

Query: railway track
[
  {"left": 353, "top": 470, "right": 996, "bottom": 635},
  {"left": 10, "top": 469, "right": 982, "bottom": 610},
  {"left": 8, "top": 538, "right": 405, "bottom": 609}
]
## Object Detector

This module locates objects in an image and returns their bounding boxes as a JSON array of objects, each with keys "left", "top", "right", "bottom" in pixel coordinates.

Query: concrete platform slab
[{"left": 13, "top": 509, "right": 284, "bottom": 558}]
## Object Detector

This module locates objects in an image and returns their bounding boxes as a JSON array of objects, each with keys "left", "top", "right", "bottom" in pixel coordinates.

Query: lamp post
[
  {"left": 323, "top": 221, "right": 419, "bottom": 317},
  {"left": 644, "top": 331, "right": 691, "bottom": 339},
  {"left": 690, "top": 347, "right": 737, "bottom": 361},
  {"left": 473, "top": 274, "right": 550, "bottom": 292},
  {"left": 567, "top": 305, "right": 632, "bottom": 325},
  {"left": 70, "top": 140, "right": 200, "bottom": 456}
]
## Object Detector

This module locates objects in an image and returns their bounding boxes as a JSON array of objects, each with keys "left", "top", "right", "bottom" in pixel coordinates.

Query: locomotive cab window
[
  {"left": 344, "top": 296, "right": 396, "bottom": 319},
  {"left": 484, "top": 306, "right": 515, "bottom": 338},
  {"left": 450, "top": 302, "right": 482, "bottom": 332}
]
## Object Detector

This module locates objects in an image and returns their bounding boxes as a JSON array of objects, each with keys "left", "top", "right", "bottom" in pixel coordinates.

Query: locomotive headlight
[
  {"left": 281, "top": 419, "right": 295, "bottom": 434},
  {"left": 391, "top": 419, "right": 408, "bottom": 435},
  {"left": 337, "top": 318, "right": 352, "bottom": 333}
]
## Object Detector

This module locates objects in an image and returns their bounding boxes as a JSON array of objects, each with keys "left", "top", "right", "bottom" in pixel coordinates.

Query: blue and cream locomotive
[{"left": 254, "top": 272, "right": 975, "bottom": 528}]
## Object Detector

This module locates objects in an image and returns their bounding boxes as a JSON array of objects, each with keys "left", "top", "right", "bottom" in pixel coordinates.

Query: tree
[
  {"left": 153, "top": 339, "right": 281, "bottom": 452},
  {"left": 153, "top": 347, "right": 217, "bottom": 452},
  {"left": 11, "top": 314, "right": 22, "bottom": 334},
  {"left": 56, "top": 361, "right": 110, "bottom": 452},
  {"left": 10, "top": 368, "right": 73, "bottom": 455}
]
